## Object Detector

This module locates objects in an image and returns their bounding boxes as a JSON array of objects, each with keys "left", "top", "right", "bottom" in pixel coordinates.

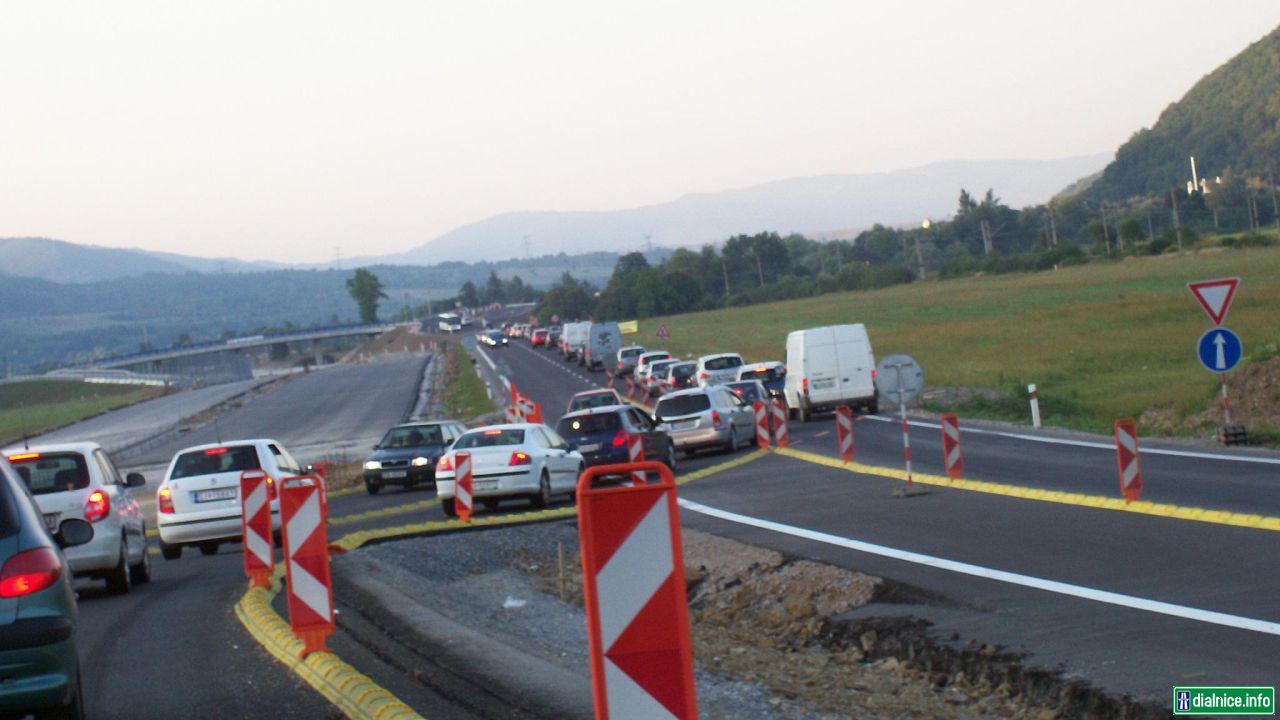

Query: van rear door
[
  {"left": 803, "top": 328, "right": 842, "bottom": 404},
  {"left": 832, "top": 325, "right": 875, "bottom": 402}
]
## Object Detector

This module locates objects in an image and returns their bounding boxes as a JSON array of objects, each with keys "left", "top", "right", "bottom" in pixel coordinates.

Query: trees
[
  {"left": 457, "top": 281, "right": 480, "bottom": 308},
  {"left": 536, "top": 272, "right": 596, "bottom": 321},
  {"left": 346, "top": 268, "right": 388, "bottom": 323}
]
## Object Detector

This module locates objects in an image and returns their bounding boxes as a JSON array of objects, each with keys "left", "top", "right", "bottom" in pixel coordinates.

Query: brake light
[
  {"left": 0, "top": 548, "right": 61, "bottom": 598},
  {"left": 612, "top": 430, "right": 627, "bottom": 448},
  {"left": 802, "top": 377, "right": 809, "bottom": 396},
  {"left": 617, "top": 361, "right": 623, "bottom": 369},
  {"left": 509, "top": 451, "right": 532, "bottom": 466},
  {"left": 871, "top": 369, "right": 877, "bottom": 379},
  {"left": 204, "top": 447, "right": 228, "bottom": 456},
  {"left": 6, "top": 452, "right": 39, "bottom": 462},
  {"left": 484, "top": 429, "right": 503, "bottom": 435},
  {"left": 265, "top": 475, "right": 276, "bottom": 500},
  {"left": 711, "top": 410, "right": 721, "bottom": 426},
  {"left": 84, "top": 489, "right": 110, "bottom": 523},
  {"left": 437, "top": 454, "right": 453, "bottom": 472},
  {"left": 157, "top": 487, "right": 175, "bottom": 514}
]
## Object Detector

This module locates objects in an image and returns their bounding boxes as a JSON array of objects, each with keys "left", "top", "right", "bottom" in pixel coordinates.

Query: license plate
[
  {"left": 43, "top": 513, "right": 58, "bottom": 531},
  {"left": 193, "top": 488, "right": 238, "bottom": 503},
  {"left": 474, "top": 480, "right": 498, "bottom": 491},
  {"left": 578, "top": 443, "right": 601, "bottom": 453},
  {"left": 813, "top": 379, "right": 836, "bottom": 389},
  {"left": 383, "top": 470, "right": 407, "bottom": 479},
  {"left": 673, "top": 420, "right": 697, "bottom": 430}
]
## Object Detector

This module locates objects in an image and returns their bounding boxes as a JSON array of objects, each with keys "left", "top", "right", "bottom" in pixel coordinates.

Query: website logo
[{"left": 1173, "top": 687, "right": 1275, "bottom": 716}]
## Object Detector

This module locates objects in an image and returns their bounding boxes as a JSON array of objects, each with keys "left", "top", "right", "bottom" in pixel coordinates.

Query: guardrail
[{"left": 85, "top": 323, "right": 398, "bottom": 369}]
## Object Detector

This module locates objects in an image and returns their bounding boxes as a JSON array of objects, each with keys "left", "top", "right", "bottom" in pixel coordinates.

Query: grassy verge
[
  {"left": 439, "top": 343, "right": 495, "bottom": 422},
  {"left": 628, "top": 244, "right": 1280, "bottom": 435},
  {"left": 0, "top": 380, "right": 166, "bottom": 447}
]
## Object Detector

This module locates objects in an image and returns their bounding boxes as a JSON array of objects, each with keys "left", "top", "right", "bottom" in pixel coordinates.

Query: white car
[
  {"left": 6, "top": 442, "right": 150, "bottom": 593},
  {"left": 155, "top": 439, "right": 298, "bottom": 559},
  {"left": 695, "top": 352, "right": 745, "bottom": 387},
  {"left": 435, "top": 424, "right": 583, "bottom": 516}
]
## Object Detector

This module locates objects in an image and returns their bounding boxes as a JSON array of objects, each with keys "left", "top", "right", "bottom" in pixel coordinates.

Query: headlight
[
  {"left": 363, "top": 460, "right": 381, "bottom": 470},
  {"left": 411, "top": 456, "right": 430, "bottom": 467}
]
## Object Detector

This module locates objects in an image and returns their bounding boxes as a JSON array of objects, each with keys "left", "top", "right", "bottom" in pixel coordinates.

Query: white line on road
[
  {"left": 679, "top": 498, "right": 1280, "bottom": 637},
  {"left": 861, "top": 414, "right": 1280, "bottom": 466}
]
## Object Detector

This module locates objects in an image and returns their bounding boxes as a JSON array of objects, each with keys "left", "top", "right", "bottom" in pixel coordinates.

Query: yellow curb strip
[
  {"left": 775, "top": 447, "right": 1280, "bottom": 533},
  {"left": 235, "top": 570, "right": 425, "bottom": 720}
]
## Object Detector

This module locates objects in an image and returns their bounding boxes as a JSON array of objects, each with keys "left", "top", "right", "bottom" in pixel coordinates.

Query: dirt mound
[{"left": 1141, "top": 356, "right": 1280, "bottom": 443}]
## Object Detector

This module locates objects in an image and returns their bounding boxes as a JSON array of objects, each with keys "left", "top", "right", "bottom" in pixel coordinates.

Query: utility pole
[
  {"left": 1101, "top": 204, "right": 1116, "bottom": 251},
  {"left": 1270, "top": 174, "right": 1279, "bottom": 239},
  {"left": 753, "top": 251, "right": 764, "bottom": 287},
  {"left": 979, "top": 219, "right": 993, "bottom": 254},
  {"left": 1146, "top": 213, "right": 1155, "bottom": 242},
  {"left": 720, "top": 258, "right": 731, "bottom": 297},
  {"left": 522, "top": 235, "right": 531, "bottom": 259},
  {"left": 1248, "top": 186, "right": 1259, "bottom": 232},
  {"left": 644, "top": 234, "right": 653, "bottom": 253},
  {"left": 1046, "top": 201, "right": 1059, "bottom": 246},
  {"left": 1170, "top": 188, "right": 1184, "bottom": 251}
]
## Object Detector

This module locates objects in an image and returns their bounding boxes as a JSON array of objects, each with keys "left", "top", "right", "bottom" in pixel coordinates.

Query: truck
[
  {"left": 783, "top": 324, "right": 878, "bottom": 421},
  {"left": 582, "top": 321, "right": 622, "bottom": 371}
]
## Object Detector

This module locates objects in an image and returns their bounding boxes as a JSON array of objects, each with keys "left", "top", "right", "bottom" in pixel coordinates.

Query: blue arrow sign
[{"left": 1197, "top": 327, "right": 1242, "bottom": 373}]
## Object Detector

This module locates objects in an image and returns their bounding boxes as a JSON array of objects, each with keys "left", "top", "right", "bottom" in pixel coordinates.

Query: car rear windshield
[
  {"left": 171, "top": 445, "right": 262, "bottom": 479},
  {"left": 455, "top": 429, "right": 524, "bottom": 448},
  {"left": 655, "top": 394, "right": 711, "bottom": 419},
  {"left": 704, "top": 355, "right": 743, "bottom": 370},
  {"left": 570, "top": 393, "right": 618, "bottom": 411},
  {"left": 556, "top": 413, "right": 622, "bottom": 436},
  {"left": 621, "top": 348, "right": 644, "bottom": 358},
  {"left": 8, "top": 453, "right": 90, "bottom": 495},
  {"left": 380, "top": 425, "right": 444, "bottom": 448},
  {"left": 746, "top": 366, "right": 786, "bottom": 380},
  {"left": 728, "top": 383, "right": 765, "bottom": 402},
  {"left": 671, "top": 364, "right": 695, "bottom": 378}
]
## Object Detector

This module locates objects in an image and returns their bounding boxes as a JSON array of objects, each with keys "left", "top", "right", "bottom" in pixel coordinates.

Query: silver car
[
  {"left": 695, "top": 353, "right": 745, "bottom": 387},
  {"left": 653, "top": 386, "right": 754, "bottom": 455},
  {"left": 615, "top": 345, "right": 646, "bottom": 376}
]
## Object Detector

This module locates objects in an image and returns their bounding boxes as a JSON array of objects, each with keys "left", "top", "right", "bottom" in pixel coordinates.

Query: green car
[{"left": 0, "top": 458, "right": 94, "bottom": 720}]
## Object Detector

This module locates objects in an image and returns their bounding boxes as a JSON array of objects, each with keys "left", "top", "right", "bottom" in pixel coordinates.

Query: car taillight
[
  {"left": 265, "top": 475, "right": 276, "bottom": 500},
  {"left": 698, "top": 372, "right": 709, "bottom": 380},
  {"left": 617, "top": 361, "right": 623, "bottom": 369},
  {"left": 437, "top": 454, "right": 453, "bottom": 472},
  {"left": 612, "top": 429, "right": 627, "bottom": 448},
  {"left": 84, "top": 489, "right": 110, "bottom": 523},
  {"left": 157, "top": 487, "right": 175, "bottom": 514},
  {"left": 0, "top": 548, "right": 62, "bottom": 598},
  {"left": 802, "top": 377, "right": 809, "bottom": 396},
  {"left": 711, "top": 410, "right": 721, "bottom": 426},
  {"left": 509, "top": 451, "right": 532, "bottom": 466},
  {"left": 871, "top": 369, "right": 877, "bottom": 379}
]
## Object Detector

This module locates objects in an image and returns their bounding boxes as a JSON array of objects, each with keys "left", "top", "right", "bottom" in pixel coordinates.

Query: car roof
[
  {"left": 698, "top": 352, "right": 743, "bottom": 361},
  {"left": 657, "top": 387, "right": 712, "bottom": 399},
  {"left": 561, "top": 404, "right": 632, "bottom": 419},
  {"left": 391, "top": 420, "right": 455, "bottom": 429},
  {"left": 3, "top": 440, "right": 104, "bottom": 457},
  {"left": 459, "top": 423, "right": 539, "bottom": 433},
  {"left": 173, "top": 439, "right": 278, "bottom": 455},
  {"left": 639, "top": 350, "right": 670, "bottom": 358},
  {"left": 572, "top": 388, "right": 617, "bottom": 397},
  {"left": 742, "top": 360, "right": 784, "bottom": 370}
]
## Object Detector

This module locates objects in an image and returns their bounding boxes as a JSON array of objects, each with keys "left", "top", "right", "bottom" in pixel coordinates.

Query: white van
[
  {"left": 560, "top": 322, "right": 589, "bottom": 360},
  {"left": 583, "top": 321, "right": 622, "bottom": 370},
  {"left": 784, "top": 324, "right": 877, "bottom": 421}
]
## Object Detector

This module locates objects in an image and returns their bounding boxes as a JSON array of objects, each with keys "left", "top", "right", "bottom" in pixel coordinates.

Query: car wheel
[
  {"left": 130, "top": 536, "right": 152, "bottom": 585},
  {"left": 665, "top": 445, "right": 677, "bottom": 472},
  {"left": 365, "top": 480, "right": 381, "bottom": 495},
  {"left": 726, "top": 428, "right": 740, "bottom": 454},
  {"left": 799, "top": 405, "right": 811, "bottom": 423},
  {"left": 867, "top": 399, "right": 879, "bottom": 415},
  {"left": 105, "top": 539, "right": 132, "bottom": 595},
  {"left": 532, "top": 471, "right": 552, "bottom": 509},
  {"left": 160, "top": 540, "right": 182, "bottom": 560},
  {"left": 440, "top": 497, "right": 457, "bottom": 517},
  {"left": 198, "top": 541, "right": 219, "bottom": 556}
]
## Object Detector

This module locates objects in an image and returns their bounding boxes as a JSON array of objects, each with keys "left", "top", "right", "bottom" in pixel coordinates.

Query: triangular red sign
[{"left": 1187, "top": 277, "right": 1239, "bottom": 325}]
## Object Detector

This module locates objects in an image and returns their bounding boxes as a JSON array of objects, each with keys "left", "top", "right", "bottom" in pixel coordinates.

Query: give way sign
[{"left": 1187, "top": 277, "right": 1240, "bottom": 325}]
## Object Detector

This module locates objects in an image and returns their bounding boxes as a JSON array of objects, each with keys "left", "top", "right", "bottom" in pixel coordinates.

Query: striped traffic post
[
  {"left": 770, "top": 399, "right": 789, "bottom": 448},
  {"left": 239, "top": 469, "right": 274, "bottom": 589},
  {"left": 753, "top": 401, "right": 771, "bottom": 449},
  {"left": 939, "top": 412, "right": 964, "bottom": 479},
  {"left": 455, "top": 451, "right": 474, "bottom": 522},
  {"left": 1114, "top": 419, "right": 1142, "bottom": 503},
  {"left": 625, "top": 377, "right": 636, "bottom": 402},
  {"left": 627, "top": 435, "right": 645, "bottom": 484},
  {"left": 835, "top": 406, "right": 855, "bottom": 462},
  {"left": 577, "top": 461, "right": 698, "bottom": 720},
  {"left": 279, "top": 475, "right": 334, "bottom": 657}
]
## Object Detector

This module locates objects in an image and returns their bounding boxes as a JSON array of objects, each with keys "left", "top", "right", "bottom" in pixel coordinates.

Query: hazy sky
[{"left": 3, "top": 2, "right": 1278, "bottom": 263}]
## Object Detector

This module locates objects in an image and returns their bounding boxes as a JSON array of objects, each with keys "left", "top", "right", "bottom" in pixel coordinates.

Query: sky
[{"left": 2, "top": 1, "right": 1278, "bottom": 263}]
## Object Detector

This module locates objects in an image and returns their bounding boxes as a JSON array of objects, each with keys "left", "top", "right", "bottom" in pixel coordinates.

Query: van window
[
  {"left": 9, "top": 453, "right": 90, "bottom": 495},
  {"left": 171, "top": 445, "right": 262, "bottom": 479}
]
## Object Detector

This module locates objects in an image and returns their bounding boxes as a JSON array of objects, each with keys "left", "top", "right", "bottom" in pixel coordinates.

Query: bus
[{"left": 438, "top": 313, "right": 462, "bottom": 333}]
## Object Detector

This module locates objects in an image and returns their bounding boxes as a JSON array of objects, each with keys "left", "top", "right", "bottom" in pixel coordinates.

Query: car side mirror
[
  {"left": 125, "top": 472, "right": 146, "bottom": 488},
  {"left": 56, "top": 518, "right": 94, "bottom": 549}
]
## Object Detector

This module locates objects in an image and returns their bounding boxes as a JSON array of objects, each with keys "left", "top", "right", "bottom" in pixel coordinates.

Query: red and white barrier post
[
  {"left": 627, "top": 435, "right": 645, "bottom": 484},
  {"left": 606, "top": 368, "right": 615, "bottom": 388},
  {"left": 770, "top": 399, "right": 789, "bottom": 448},
  {"left": 577, "top": 461, "right": 698, "bottom": 720},
  {"left": 753, "top": 401, "right": 771, "bottom": 450},
  {"left": 455, "top": 451, "right": 474, "bottom": 522},
  {"left": 239, "top": 469, "right": 274, "bottom": 589},
  {"left": 625, "top": 377, "right": 636, "bottom": 402},
  {"left": 1114, "top": 419, "right": 1142, "bottom": 503},
  {"left": 940, "top": 412, "right": 964, "bottom": 479},
  {"left": 835, "top": 406, "right": 855, "bottom": 463},
  {"left": 279, "top": 475, "right": 334, "bottom": 657}
]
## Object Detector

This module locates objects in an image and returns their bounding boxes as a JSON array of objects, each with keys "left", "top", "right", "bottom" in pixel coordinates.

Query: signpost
[
  {"left": 874, "top": 354, "right": 925, "bottom": 495},
  {"left": 656, "top": 324, "right": 670, "bottom": 340},
  {"left": 1187, "top": 277, "right": 1243, "bottom": 436}
]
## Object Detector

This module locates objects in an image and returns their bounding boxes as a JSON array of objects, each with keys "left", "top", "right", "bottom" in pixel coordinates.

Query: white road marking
[
  {"left": 678, "top": 498, "right": 1280, "bottom": 637},
  {"left": 860, "top": 414, "right": 1280, "bottom": 466}
]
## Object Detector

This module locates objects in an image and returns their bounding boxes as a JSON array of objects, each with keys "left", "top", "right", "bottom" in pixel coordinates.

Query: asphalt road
[{"left": 490, "top": 337, "right": 1280, "bottom": 703}]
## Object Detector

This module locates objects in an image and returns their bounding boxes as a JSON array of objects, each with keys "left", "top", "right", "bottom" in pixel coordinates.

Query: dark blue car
[
  {"left": 363, "top": 420, "right": 469, "bottom": 494},
  {"left": 555, "top": 405, "right": 676, "bottom": 472}
]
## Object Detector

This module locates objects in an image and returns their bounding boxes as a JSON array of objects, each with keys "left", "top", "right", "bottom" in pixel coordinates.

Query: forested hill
[{"left": 1086, "top": 24, "right": 1280, "bottom": 200}]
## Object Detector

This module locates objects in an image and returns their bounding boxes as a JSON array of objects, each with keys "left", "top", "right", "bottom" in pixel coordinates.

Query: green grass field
[
  {"left": 440, "top": 343, "right": 495, "bottom": 422},
  {"left": 628, "top": 245, "right": 1280, "bottom": 435},
  {"left": 0, "top": 380, "right": 166, "bottom": 447}
]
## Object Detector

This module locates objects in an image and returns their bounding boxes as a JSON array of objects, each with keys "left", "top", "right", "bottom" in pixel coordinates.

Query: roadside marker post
[
  {"left": 770, "top": 399, "right": 789, "bottom": 448},
  {"left": 835, "top": 406, "right": 855, "bottom": 462},
  {"left": 940, "top": 413, "right": 964, "bottom": 479},
  {"left": 455, "top": 451, "right": 474, "bottom": 522},
  {"left": 279, "top": 475, "right": 334, "bottom": 658},
  {"left": 239, "top": 470, "right": 274, "bottom": 589},
  {"left": 627, "top": 435, "right": 645, "bottom": 484},
  {"left": 1114, "top": 419, "right": 1143, "bottom": 503},
  {"left": 753, "top": 401, "right": 771, "bottom": 450},
  {"left": 1027, "top": 384, "right": 1042, "bottom": 429},
  {"left": 577, "top": 461, "right": 698, "bottom": 720}
]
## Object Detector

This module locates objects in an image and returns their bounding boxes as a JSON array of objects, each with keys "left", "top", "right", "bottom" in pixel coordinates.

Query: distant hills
[
  {"left": 359, "top": 156, "right": 1111, "bottom": 265},
  {"left": 0, "top": 237, "right": 282, "bottom": 284},
  {"left": 1086, "top": 25, "right": 1280, "bottom": 200}
]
